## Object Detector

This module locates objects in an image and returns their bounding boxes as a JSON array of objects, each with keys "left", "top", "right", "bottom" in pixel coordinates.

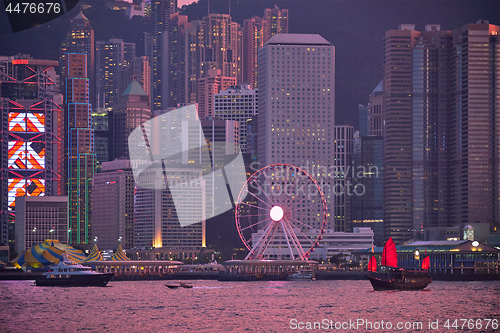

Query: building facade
[
  {"left": 258, "top": 33, "right": 336, "bottom": 229},
  {"left": 63, "top": 53, "right": 96, "bottom": 246},
  {"left": 0, "top": 56, "right": 64, "bottom": 249},
  {"left": 334, "top": 125, "right": 354, "bottom": 232},
  {"left": 92, "top": 159, "right": 135, "bottom": 250},
  {"left": 214, "top": 84, "right": 258, "bottom": 153},
  {"left": 14, "top": 196, "right": 68, "bottom": 254},
  {"left": 95, "top": 38, "right": 136, "bottom": 109},
  {"left": 197, "top": 69, "right": 236, "bottom": 119}
]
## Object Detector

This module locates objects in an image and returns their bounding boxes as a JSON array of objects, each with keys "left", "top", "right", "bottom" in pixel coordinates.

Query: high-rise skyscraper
[
  {"left": 63, "top": 53, "right": 96, "bottom": 246},
  {"left": 334, "top": 125, "right": 354, "bottom": 232},
  {"left": 382, "top": 21, "right": 499, "bottom": 244},
  {"left": 152, "top": 0, "right": 177, "bottom": 111},
  {"left": 258, "top": 33, "right": 335, "bottom": 228},
  {"left": 0, "top": 56, "right": 64, "bottom": 248},
  {"left": 449, "top": 21, "right": 500, "bottom": 228},
  {"left": 197, "top": 69, "right": 236, "bottom": 119},
  {"left": 368, "top": 81, "right": 383, "bottom": 136},
  {"left": 92, "top": 159, "right": 135, "bottom": 250},
  {"left": 95, "top": 38, "right": 136, "bottom": 109},
  {"left": 214, "top": 84, "right": 258, "bottom": 153},
  {"left": 242, "top": 6, "right": 288, "bottom": 88},
  {"left": 60, "top": 12, "right": 95, "bottom": 108},
  {"left": 109, "top": 81, "right": 151, "bottom": 160}
]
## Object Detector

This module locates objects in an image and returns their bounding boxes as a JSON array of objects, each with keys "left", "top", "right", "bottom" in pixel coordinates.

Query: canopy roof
[
  {"left": 80, "top": 244, "right": 103, "bottom": 262},
  {"left": 110, "top": 244, "right": 129, "bottom": 261},
  {"left": 10, "top": 240, "right": 87, "bottom": 268}
]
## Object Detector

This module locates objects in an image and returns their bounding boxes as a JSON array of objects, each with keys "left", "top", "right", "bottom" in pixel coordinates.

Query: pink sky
[{"left": 178, "top": 0, "right": 198, "bottom": 7}]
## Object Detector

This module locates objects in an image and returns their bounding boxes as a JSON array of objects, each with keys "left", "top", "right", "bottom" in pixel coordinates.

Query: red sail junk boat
[{"left": 366, "top": 237, "right": 432, "bottom": 291}]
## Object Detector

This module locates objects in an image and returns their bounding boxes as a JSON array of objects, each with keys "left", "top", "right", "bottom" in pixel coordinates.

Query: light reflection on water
[{"left": 0, "top": 280, "right": 499, "bottom": 332}]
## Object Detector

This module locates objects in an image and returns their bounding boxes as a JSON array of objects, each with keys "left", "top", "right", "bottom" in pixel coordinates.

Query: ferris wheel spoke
[
  {"left": 240, "top": 217, "right": 273, "bottom": 232},
  {"left": 237, "top": 213, "right": 271, "bottom": 219},
  {"left": 288, "top": 205, "right": 314, "bottom": 212},
  {"left": 252, "top": 179, "right": 277, "bottom": 206},
  {"left": 245, "top": 190, "right": 274, "bottom": 208},
  {"left": 239, "top": 202, "right": 271, "bottom": 211}
]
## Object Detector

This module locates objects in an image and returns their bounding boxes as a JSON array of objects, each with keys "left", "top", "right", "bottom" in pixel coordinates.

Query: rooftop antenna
[
  {"left": 229, "top": 0, "right": 231, "bottom": 17},
  {"left": 208, "top": 0, "right": 210, "bottom": 15}
]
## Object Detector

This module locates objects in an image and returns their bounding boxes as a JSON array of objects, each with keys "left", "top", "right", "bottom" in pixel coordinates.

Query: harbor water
[{"left": 1, "top": 280, "right": 499, "bottom": 332}]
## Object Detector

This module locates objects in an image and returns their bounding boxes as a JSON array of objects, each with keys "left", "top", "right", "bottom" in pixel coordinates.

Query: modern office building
[
  {"left": 134, "top": 164, "right": 205, "bottom": 248},
  {"left": 383, "top": 21, "right": 500, "bottom": 244},
  {"left": 0, "top": 56, "right": 64, "bottom": 248},
  {"left": 258, "top": 33, "right": 335, "bottom": 228},
  {"left": 109, "top": 81, "right": 151, "bottom": 160},
  {"left": 151, "top": 0, "right": 177, "bottom": 111},
  {"left": 182, "top": 118, "right": 239, "bottom": 219},
  {"left": 14, "top": 196, "right": 68, "bottom": 254},
  {"left": 92, "top": 159, "right": 135, "bottom": 250},
  {"left": 60, "top": 12, "right": 95, "bottom": 108},
  {"left": 449, "top": 21, "right": 500, "bottom": 228},
  {"left": 368, "top": 80, "right": 383, "bottom": 136},
  {"left": 214, "top": 84, "right": 258, "bottom": 153},
  {"left": 351, "top": 136, "right": 384, "bottom": 246},
  {"left": 63, "top": 53, "right": 96, "bottom": 246},
  {"left": 242, "top": 6, "right": 288, "bottom": 88},
  {"left": 197, "top": 69, "right": 236, "bottom": 119},
  {"left": 95, "top": 38, "right": 136, "bottom": 109},
  {"left": 334, "top": 125, "right": 354, "bottom": 232},
  {"left": 91, "top": 109, "right": 110, "bottom": 169}
]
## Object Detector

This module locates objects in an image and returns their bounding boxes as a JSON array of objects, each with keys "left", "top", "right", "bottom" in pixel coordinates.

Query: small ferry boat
[
  {"left": 288, "top": 269, "right": 316, "bottom": 281},
  {"left": 35, "top": 260, "right": 114, "bottom": 287},
  {"left": 366, "top": 237, "right": 431, "bottom": 291}
]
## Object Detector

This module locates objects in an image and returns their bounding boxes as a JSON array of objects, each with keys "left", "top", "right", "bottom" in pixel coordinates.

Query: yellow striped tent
[
  {"left": 110, "top": 244, "right": 129, "bottom": 261},
  {"left": 10, "top": 240, "right": 87, "bottom": 268},
  {"left": 80, "top": 244, "right": 103, "bottom": 262},
  {"left": 10, "top": 242, "right": 65, "bottom": 268}
]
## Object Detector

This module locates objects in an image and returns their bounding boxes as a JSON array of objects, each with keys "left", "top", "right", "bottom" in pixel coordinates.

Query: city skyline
[{"left": 0, "top": 1, "right": 498, "bottom": 255}]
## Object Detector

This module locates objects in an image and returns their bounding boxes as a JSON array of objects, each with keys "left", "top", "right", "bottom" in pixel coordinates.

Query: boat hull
[
  {"left": 35, "top": 273, "right": 115, "bottom": 287},
  {"left": 366, "top": 272, "right": 431, "bottom": 291}
]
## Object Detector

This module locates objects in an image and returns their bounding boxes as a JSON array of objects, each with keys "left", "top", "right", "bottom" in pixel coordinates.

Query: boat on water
[
  {"left": 366, "top": 237, "right": 432, "bottom": 291},
  {"left": 288, "top": 269, "right": 316, "bottom": 281},
  {"left": 166, "top": 282, "right": 193, "bottom": 289},
  {"left": 35, "top": 260, "right": 114, "bottom": 287}
]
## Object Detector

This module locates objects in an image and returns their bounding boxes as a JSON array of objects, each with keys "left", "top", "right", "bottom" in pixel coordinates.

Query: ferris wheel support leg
[
  {"left": 286, "top": 222, "right": 308, "bottom": 260},
  {"left": 280, "top": 220, "right": 295, "bottom": 259},
  {"left": 245, "top": 221, "right": 274, "bottom": 260}
]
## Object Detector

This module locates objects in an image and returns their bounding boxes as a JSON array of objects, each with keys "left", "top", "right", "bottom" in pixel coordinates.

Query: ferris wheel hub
[{"left": 269, "top": 206, "right": 284, "bottom": 222}]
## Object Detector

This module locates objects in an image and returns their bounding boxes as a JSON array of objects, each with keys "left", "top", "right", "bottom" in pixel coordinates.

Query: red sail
[
  {"left": 368, "top": 256, "right": 377, "bottom": 272},
  {"left": 381, "top": 237, "right": 398, "bottom": 267},
  {"left": 422, "top": 256, "right": 430, "bottom": 270}
]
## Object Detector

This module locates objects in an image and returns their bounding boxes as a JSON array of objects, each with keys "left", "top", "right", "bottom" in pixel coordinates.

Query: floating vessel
[
  {"left": 35, "top": 260, "right": 114, "bottom": 287},
  {"left": 288, "top": 268, "right": 316, "bottom": 281},
  {"left": 366, "top": 237, "right": 432, "bottom": 291},
  {"left": 166, "top": 282, "right": 193, "bottom": 289}
]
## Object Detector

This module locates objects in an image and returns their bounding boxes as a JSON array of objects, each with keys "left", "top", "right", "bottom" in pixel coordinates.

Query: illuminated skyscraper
[
  {"left": 109, "top": 81, "right": 151, "bottom": 160},
  {"left": 382, "top": 21, "right": 500, "bottom": 243},
  {"left": 214, "top": 84, "right": 258, "bottom": 153},
  {"left": 152, "top": 0, "right": 177, "bottom": 111},
  {"left": 243, "top": 6, "right": 288, "bottom": 88},
  {"left": 258, "top": 33, "right": 336, "bottom": 229},
  {"left": 449, "top": 21, "right": 500, "bottom": 228},
  {"left": 95, "top": 38, "right": 136, "bottom": 109},
  {"left": 0, "top": 56, "right": 64, "bottom": 248},
  {"left": 60, "top": 12, "right": 95, "bottom": 108},
  {"left": 197, "top": 69, "right": 236, "bottom": 119},
  {"left": 63, "top": 53, "right": 95, "bottom": 246}
]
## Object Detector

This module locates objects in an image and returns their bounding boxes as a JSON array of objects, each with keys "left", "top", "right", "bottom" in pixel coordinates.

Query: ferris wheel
[{"left": 235, "top": 164, "right": 328, "bottom": 260}]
